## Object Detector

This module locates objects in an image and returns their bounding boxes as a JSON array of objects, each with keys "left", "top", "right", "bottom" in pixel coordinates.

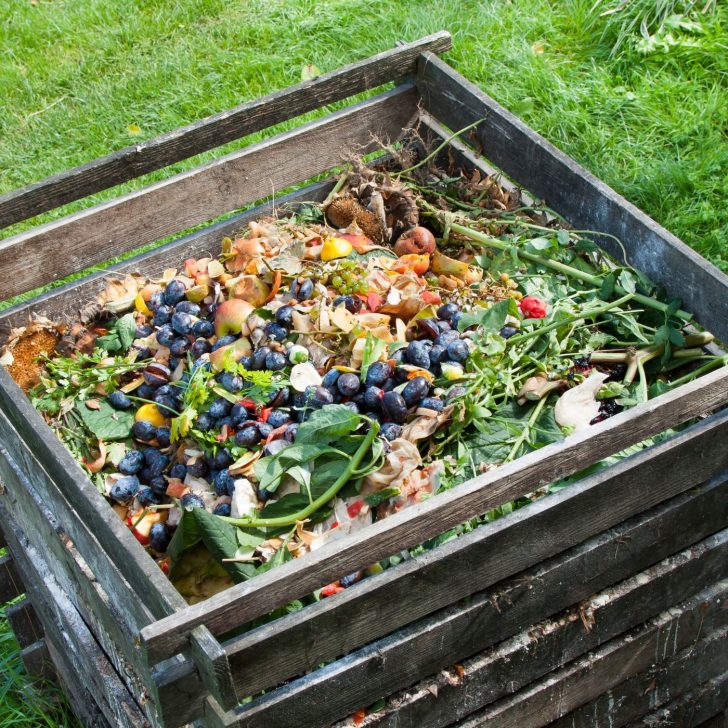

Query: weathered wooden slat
[
  {"left": 0, "top": 437, "right": 161, "bottom": 723},
  {"left": 454, "top": 580, "right": 728, "bottom": 728},
  {"left": 0, "top": 86, "right": 417, "bottom": 300},
  {"left": 0, "top": 179, "right": 333, "bottom": 338},
  {"left": 548, "top": 623, "right": 728, "bottom": 727},
  {"left": 202, "top": 479, "right": 728, "bottom": 728},
  {"left": 632, "top": 674, "right": 728, "bottom": 728},
  {"left": 0, "top": 371, "right": 186, "bottom": 621},
  {"left": 416, "top": 53, "right": 728, "bottom": 344},
  {"left": 0, "top": 497, "right": 149, "bottom": 728},
  {"left": 44, "top": 635, "right": 112, "bottom": 728},
  {"left": 333, "top": 504, "right": 728, "bottom": 728},
  {"left": 6, "top": 597, "right": 43, "bottom": 648},
  {"left": 141, "top": 367, "right": 728, "bottom": 663},
  {"left": 0, "top": 33, "right": 449, "bottom": 229},
  {"left": 0, "top": 550, "right": 22, "bottom": 603},
  {"left": 218, "top": 413, "right": 728, "bottom": 698},
  {"left": 18, "top": 639, "right": 55, "bottom": 682}
]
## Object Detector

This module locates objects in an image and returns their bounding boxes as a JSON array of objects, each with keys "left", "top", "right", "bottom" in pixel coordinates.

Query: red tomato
[{"left": 519, "top": 296, "right": 548, "bottom": 318}]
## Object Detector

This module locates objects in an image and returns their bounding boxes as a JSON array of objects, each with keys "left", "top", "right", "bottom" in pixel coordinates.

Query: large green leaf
[
  {"left": 77, "top": 399, "right": 134, "bottom": 440},
  {"left": 192, "top": 509, "right": 257, "bottom": 583},
  {"left": 295, "top": 404, "right": 360, "bottom": 445}
]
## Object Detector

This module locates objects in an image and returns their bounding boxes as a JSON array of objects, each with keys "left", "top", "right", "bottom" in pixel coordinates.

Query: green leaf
[
  {"left": 309, "top": 456, "right": 348, "bottom": 499},
  {"left": 360, "top": 333, "right": 387, "bottom": 384},
  {"left": 364, "top": 487, "right": 400, "bottom": 507},
  {"left": 599, "top": 272, "right": 616, "bottom": 301},
  {"left": 167, "top": 510, "right": 201, "bottom": 562},
  {"left": 254, "top": 455, "right": 286, "bottom": 492},
  {"left": 295, "top": 404, "right": 361, "bottom": 445},
  {"left": 77, "top": 399, "right": 134, "bottom": 440},
  {"left": 573, "top": 237, "right": 599, "bottom": 254},
  {"left": 556, "top": 229, "right": 571, "bottom": 246},
  {"left": 260, "top": 493, "right": 311, "bottom": 520},
  {"left": 192, "top": 509, "right": 257, "bottom": 583},
  {"left": 617, "top": 270, "right": 638, "bottom": 294},
  {"left": 96, "top": 333, "right": 121, "bottom": 352},
  {"left": 458, "top": 298, "right": 515, "bottom": 333},
  {"left": 116, "top": 313, "right": 137, "bottom": 350},
  {"left": 300, "top": 63, "right": 321, "bottom": 82}
]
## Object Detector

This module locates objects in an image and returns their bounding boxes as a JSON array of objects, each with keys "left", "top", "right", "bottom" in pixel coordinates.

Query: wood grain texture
[
  {"left": 0, "top": 551, "right": 22, "bottom": 603},
  {"left": 455, "top": 580, "right": 728, "bottom": 728},
  {"left": 19, "top": 639, "right": 55, "bottom": 682},
  {"left": 190, "top": 625, "right": 238, "bottom": 713},
  {"left": 6, "top": 597, "right": 43, "bottom": 648},
  {"left": 0, "top": 497, "right": 149, "bottom": 728},
  {"left": 631, "top": 674, "right": 728, "bottom": 728},
  {"left": 141, "top": 367, "right": 728, "bottom": 663},
  {"left": 45, "top": 635, "right": 113, "bottom": 728},
  {"left": 547, "top": 624, "right": 728, "bottom": 728},
  {"left": 0, "top": 180, "right": 333, "bottom": 339},
  {"left": 0, "top": 368, "right": 187, "bottom": 620},
  {"left": 0, "top": 86, "right": 417, "bottom": 300},
  {"left": 0, "top": 436, "right": 160, "bottom": 723},
  {"left": 343, "top": 510, "right": 728, "bottom": 728},
  {"left": 0, "top": 32, "right": 449, "bottom": 229},
  {"left": 201, "top": 478, "right": 728, "bottom": 728},
  {"left": 416, "top": 53, "right": 728, "bottom": 344},
  {"left": 220, "top": 413, "right": 728, "bottom": 698}
]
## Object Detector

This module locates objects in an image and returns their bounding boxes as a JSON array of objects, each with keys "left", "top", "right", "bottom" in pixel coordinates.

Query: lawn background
[{"left": 0, "top": 0, "right": 726, "bottom": 724}]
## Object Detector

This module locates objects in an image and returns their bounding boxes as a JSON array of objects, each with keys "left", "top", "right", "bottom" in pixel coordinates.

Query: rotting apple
[
  {"left": 214, "top": 299, "right": 255, "bottom": 337},
  {"left": 209, "top": 336, "right": 252, "bottom": 371},
  {"left": 226, "top": 276, "right": 270, "bottom": 307}
]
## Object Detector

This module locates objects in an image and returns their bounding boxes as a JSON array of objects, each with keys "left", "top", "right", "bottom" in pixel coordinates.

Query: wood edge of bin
[
  {"left": 140, "top": 373, "right": 728, "bottom": 664},
  {"left": 0, "top": 84, "right": 419, "bottom": 301},
  {"left": 206, "top": 528, "right": 728, "bottom": 727},
  {"left": 0, "top": 179, "right": 334, "bottom": 338},
  {"left": 0, "top": 32, "right": 451, "bottom": 230},
  {"left": 211, "top": 414, "right": 728, "bottom": 698}
]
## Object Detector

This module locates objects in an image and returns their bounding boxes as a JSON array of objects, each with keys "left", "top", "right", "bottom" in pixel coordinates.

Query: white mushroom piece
[{"left": 554, "top": 370, "right": 610, "bottom": 432}]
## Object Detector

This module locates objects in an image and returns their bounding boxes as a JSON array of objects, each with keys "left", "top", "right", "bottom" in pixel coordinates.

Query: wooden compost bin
[{"left": 0, "top": 32, "right": 727, "bottom": 728}]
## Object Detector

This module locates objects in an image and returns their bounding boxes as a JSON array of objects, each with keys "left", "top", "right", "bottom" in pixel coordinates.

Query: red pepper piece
[{"left": 347, "top": 500, "right": 364, "bottom": 518}]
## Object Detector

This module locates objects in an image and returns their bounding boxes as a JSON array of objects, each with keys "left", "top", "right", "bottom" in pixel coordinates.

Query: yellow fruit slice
[
  {"left": 135, "top": 292, "right": 152, "bottom": 316},
  {"left": 321, "top": 237, "right": 353, "bottom": 262},
  {"left": 135, "top": 403, "right": 168, "bottom": 427}
]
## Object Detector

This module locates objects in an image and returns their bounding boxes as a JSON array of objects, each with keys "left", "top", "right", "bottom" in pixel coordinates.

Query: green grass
[{"left": 0, "top": 0, "right": 726, "bottom": 720}]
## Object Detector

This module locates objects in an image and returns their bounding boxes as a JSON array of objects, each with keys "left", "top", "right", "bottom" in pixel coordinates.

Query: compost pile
[{"left": 3, "top": 154, "right": 723, "bottom": 606}]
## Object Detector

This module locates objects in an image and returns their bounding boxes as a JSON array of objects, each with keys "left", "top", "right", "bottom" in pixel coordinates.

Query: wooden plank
[
  {"left": 633, "top": 675, "right": 728, "bottom": 728},
  {"left": 0, "top": 179, "right": 333, "bottom": 338},
  {"left": 454, "top": 581, "right": 728, "bottom": 728},
  {"left": 6, "top": 597, "right": 43, "bottom": 648},
  {"left": 141, "top": 367, "right": 728, "bottom": 663},
  {"left": 0, "top": 33, "right": 449, "bottom": 229},
  {"left": 190, "top": 625, "right": 238, "bottom": 713},
  {"left": 0, "top": 437, "right": 162, "bottom": 723},
  {"left": 218, "top": 413, "right": 728, "bottom": 698},
  {"left": 547, "top": 625, "right": 728, "bottom": 728},
  {"left": 0, "top": 85, "right": 418, "bottom": 300},
  {"left": 416, "top": 54, "right": 728, "bottom": 344},
  {"left": 0, "top": 372, "right": 187, "bottom": 621},
  {"left": 343, "top": 528, "right": 728, "bottom": 728},
  {"left": 19, "top": 639, "right": 55, "bottom": 682},
  {"left": 201, "top": 483, "right": 728, "bottom": 728},
  {"left": 0, "top": 498, "right": 150, "bottom": 728},
  {"left": 44, "top": 635, "right": 113, "bottom": 728},
  {"left": 0, "top": 551, "right": 22, "bottom": 603}
]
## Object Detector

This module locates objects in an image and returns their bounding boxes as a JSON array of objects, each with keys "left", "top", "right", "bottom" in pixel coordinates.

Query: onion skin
[{"left": 394, "top": 227, "right": 436, "bottom": 257}]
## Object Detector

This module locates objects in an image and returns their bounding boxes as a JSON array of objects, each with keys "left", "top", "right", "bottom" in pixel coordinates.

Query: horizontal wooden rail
[
  {"left": 457, "top": 583, "right": 728, "bottom": 728},
  {"left": 0, "top": 32, "right": 450, "bottom": 229},
  {"left": 181, "top": 473, "right": 728, "bottom": 728},
  {"left": 416, "top": 52, "right": 728, "bottom": 344},
  {"left": 0, "top": 179, "right": 332, "bottom": 337},
  {"left": 141, "top": 366, "right": 728, "bottom": 663},
  {"left": 0, "top": 85, "right": 417, "bottom": 301},
  {"left": 363, "top": 526, "right": 728, "bottom": 728},
  {"left": 215, "top": 413, "right": 728, "bottom": 698}
]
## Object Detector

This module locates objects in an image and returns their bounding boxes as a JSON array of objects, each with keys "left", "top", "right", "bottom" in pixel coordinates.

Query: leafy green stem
[
  {"left": 448, "top": 222, "right": 691, "bottom": 320},
  {"left": 666, "top": 355, "right": 728, "bottom": 389},
  {"left": 221, "top": 420, "right": 380, "bottom": 528},
  {"left": 504, "top": 396, "right": 548, "bottom": 463},
  {"left": 506, "top": 293, "right": 636, "bottom": 345}
]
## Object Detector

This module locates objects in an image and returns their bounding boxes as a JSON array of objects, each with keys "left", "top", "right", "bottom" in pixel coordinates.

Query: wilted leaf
[{"left": 301, "top": 63, "right": 322, "bottom": 82}]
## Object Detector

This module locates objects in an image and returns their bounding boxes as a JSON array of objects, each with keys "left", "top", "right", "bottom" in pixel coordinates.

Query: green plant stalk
[
  {"left": 504, "top": 396, "right": 548, "bottom": 463},
  {"left": 221, "top": 421, "right": 380, "bottom": 529},
  {"left": 667, "top": 355, "right": 728, "bottom": 389},
  {"left": 506, "top": 293, "right": 636, "bottom": 345},
  {"left": 449, "top": 223, "right": 692, "bottom": 320}
]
